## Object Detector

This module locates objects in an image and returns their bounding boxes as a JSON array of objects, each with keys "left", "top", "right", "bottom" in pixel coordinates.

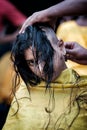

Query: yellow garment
[
  {"left": 2, "top": 69, "right": 87, "bottom": 130},
  {"left": 56, "top": 21, "right": 87, "bottom": 75}
]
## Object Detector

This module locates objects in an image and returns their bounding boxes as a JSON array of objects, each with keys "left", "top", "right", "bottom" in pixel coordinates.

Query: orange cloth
[{"left": 0, "top": 52, "right": 21, "bottom": 104}]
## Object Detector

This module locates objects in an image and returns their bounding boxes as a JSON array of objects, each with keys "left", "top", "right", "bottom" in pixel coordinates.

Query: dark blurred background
[{"left": 10, "top": 0, "right": 63, "bottom": 16}]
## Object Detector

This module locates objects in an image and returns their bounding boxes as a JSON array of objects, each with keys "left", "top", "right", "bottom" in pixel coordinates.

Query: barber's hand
[
  {"left": 19, "top": 10, "right": 57, "bottom": 33},
  {"left": 64, "top": 42, "right": 87, "bottom": 65}
]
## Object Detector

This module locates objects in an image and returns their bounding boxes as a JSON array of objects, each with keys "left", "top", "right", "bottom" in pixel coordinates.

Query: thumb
[{"left": 66, "top": 48, "right": 74, "bottom": 55}]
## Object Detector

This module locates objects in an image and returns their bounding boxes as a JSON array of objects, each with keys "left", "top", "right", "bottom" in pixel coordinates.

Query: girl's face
[
  {"left": 25, "top": 47, "right": 45, "bottom": 79},
  {"left": 24, "top": 27, "right": 67, "bottom": 81}
]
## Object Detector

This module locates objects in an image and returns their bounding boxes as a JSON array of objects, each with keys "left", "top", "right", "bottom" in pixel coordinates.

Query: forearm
[
  {"left": 0, "top": 36, "right": 14, "bottom": 44},
  {"left": 83, "top": 48, "right": 87, "bottom": 60},
  {"left": 0, "top": 32, "right": 18, "bottom": 44},
  {"left": 46, "top": 0, "right": 87, "bottom": 18}
]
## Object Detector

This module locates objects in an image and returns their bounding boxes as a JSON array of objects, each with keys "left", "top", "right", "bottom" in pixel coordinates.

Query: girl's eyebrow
[{"left": 26, "top": 59, "right": 34, "bottom": 63}]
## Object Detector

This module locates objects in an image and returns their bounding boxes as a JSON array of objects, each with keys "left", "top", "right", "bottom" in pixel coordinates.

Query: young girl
[{"left": 2, "top": 24, "right": 87, "bottom": 130}]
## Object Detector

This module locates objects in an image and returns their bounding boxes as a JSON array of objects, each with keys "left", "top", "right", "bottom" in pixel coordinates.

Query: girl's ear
[{"left": 58, "top": 39, "right": 66, "bottom": 55}]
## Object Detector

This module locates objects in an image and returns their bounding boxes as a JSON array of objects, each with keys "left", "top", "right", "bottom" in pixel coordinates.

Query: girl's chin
[{"left": 52, "top": 72, "right": 61, "bottom": 81}]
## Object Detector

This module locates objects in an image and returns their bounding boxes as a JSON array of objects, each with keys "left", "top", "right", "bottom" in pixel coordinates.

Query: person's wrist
[{"left": 83, "top": 48, "right": 87, "bottom": 59}]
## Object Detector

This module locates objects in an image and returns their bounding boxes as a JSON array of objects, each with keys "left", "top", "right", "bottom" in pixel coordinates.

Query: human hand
[
  {"left": 19, "top": 9, "right": 57, "bottom": 33},
  {"left": 64, "top": 42, "right": 87, "bottom": 65}
]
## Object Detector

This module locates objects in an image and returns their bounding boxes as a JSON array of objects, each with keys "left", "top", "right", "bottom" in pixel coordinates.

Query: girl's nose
[{"left": 38, "top": 64, "right": 42, "bottom": 73}]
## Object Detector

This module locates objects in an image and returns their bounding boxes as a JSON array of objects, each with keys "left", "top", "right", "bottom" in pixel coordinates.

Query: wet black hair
[{"left": 11, "top": 24, "right": 54, "bottom": 88}]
